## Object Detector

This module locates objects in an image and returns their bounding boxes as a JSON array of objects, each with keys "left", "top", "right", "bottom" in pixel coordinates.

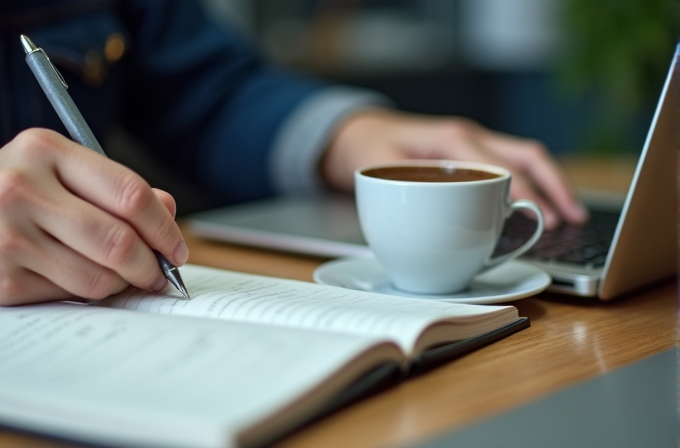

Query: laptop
[{"left": 188, "top": 44, "right": 679, "bottom": 300}]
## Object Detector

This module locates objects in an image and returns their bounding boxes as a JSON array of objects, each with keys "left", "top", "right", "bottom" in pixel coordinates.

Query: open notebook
[
  {"left": 0, "top": 264, "right": 527, "bottom": 448},
  {"left": 188, "top": 44, "right": 679, "bottom": 301}
]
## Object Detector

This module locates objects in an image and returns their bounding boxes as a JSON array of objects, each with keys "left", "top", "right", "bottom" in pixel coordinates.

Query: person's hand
[
  {"left": 0, "top": 128, "right": 189, "bottom": 306},
  {"left": 321, "top": 108, "right": 588, "bottom": 229}
]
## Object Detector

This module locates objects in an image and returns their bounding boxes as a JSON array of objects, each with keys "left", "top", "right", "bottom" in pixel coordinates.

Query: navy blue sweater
[{"left": 0, "top": 0, "right": 339, "bottom": 204}]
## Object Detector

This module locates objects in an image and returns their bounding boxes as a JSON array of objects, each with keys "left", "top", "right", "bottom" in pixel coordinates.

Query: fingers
[
  {"left": 0, "top": 210, "right": 129, "bottom": 306},
  {"left": 0, "top": 269, "right": 75, "bottom": 306},
  {"left": 2, "top": 230, "right": 129, "bottom": 306},
  {"left": 506, "top": 173, "right": 561, "bottom": 229},
  {"left": 513, "top": 146, "right": 588, "bottom": 224},
  {"left": 56, "top": 152, "right": 188, "bottom": 267},
  {"left": 0, "top": 129, "right": 186, "bottom": 305},
  {"left": 0, "top": 216, "right": 74, "bottom": 305},
  {"left": 479, "top": 129, "right": 588, "bottom": 225},
  {"left": 398, "top": 118, "right": 588, "bottom": 227},
  {"left": 325, "top": 109, "right": 585, "bottom": 229},
  {"left": 409, "top": 123, "right": 559, "bottom": 228},
  {"left": 32, "top": 191, "right": 169, "bottom": 293}
]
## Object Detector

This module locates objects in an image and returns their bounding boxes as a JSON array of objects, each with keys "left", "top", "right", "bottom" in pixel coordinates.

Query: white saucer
[{"left": 314, "top": 257, "right": 551, "bottom": 304}]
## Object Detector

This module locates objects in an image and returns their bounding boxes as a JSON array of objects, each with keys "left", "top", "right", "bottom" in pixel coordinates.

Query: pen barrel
[
  {"left": 24, "top": 51, "right": 106, "bottom": 156},
  {"left": 23, "top": 39, "right": 190, "bottom": 299}
]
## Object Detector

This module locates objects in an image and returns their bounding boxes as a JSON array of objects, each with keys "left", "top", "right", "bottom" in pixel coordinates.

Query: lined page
[
  {"left": 100, "top": 264, "right": 516, "bottom": 353},
  {"left": 0, "top": 302, "right": 394, "bottom": 448}
]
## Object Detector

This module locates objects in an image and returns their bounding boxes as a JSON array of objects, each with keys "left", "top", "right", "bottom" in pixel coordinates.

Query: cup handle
[{"left": 482, "top": 199, "right": 545, "bottom": 271}]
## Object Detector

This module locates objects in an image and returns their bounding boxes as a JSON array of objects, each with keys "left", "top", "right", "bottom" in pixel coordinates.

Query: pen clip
[{"left": 41, "top": 50, "right": 68, "bottom": 90}]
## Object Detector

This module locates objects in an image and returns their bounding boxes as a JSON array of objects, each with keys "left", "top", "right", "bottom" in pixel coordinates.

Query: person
[{"left": 0, "top": 1, "right": 587, "bottom": 306}]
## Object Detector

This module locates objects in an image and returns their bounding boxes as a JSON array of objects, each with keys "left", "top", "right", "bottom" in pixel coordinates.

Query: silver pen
[{"left": 20, "top": 35, "right": 190, "bottom": 299}]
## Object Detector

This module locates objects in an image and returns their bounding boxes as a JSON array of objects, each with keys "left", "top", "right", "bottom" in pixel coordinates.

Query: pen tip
[{"left": 20, "top": 35, "right": 38, "bottom": 55}]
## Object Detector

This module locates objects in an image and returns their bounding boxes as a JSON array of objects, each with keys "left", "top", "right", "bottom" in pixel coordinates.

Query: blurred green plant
[{"left": 556, "top": 0, "right": 679, "bottom": 153}]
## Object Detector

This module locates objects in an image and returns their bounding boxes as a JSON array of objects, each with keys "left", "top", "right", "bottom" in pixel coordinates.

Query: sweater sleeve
[{"left": 269, "top": 86, "right": 392, "bottom": 194}]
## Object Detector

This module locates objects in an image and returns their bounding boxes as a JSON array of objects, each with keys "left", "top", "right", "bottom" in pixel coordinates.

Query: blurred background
[
  {"left": 204, "top": 0, "right": 678, "bottom": 156},
  {"left": 111, "top": 0, "right": 678, "bottom": 214}
]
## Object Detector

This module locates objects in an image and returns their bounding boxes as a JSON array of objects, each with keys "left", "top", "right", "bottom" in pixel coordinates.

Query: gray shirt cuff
[{"left": 269, "top": 86, "right": 392, "bottom": 194}]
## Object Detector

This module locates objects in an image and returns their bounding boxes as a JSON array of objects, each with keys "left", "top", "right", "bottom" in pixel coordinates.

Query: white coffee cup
[{"left": 355, "top": 160, "right": 544, "bottom": 294}]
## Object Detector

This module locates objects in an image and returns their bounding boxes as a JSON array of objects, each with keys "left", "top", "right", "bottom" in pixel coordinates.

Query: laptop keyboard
[{"left": 495, "top": 209, "right": 620, "bottom": 268}]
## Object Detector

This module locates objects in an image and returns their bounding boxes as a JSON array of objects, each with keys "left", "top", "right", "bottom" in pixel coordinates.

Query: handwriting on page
[
  {"left": 0, "top": 302, "right": 388, "bottom": 440},
  {"left": 0, "top": 303, "right": 372, "bottom": 414},
  {"left": 0, "top": 304, "right": 282, "bottom": 390},
  {"left": 102, "top": 265, "right": 509, "bottom": 349}
]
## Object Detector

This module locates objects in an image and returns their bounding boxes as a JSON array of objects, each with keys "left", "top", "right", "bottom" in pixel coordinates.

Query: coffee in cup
[
  {"left": 355, "top": 160, "right": 544, "bottom": 295},
  {"left": 362, "top": 166, "right": 502, "bottom": 183}
]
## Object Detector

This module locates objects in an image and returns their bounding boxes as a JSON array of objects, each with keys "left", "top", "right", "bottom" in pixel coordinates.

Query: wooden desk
[
  {"left": 0, "top": 156, "right": 675, "bottom": 448},
  {"left": 182, "top": 230, "right": 676, "bottom": 448}
]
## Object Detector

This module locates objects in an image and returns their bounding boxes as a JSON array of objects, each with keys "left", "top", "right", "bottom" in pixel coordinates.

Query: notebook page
[
  {"left": 0, "top": 302, "right": 395, "bottom": 448},
  {"left": 100, "top": 264, "right": 517, "bottom": 354}
]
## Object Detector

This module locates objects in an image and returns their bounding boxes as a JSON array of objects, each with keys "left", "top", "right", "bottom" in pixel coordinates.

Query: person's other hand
[
  {"left": 321, "top": 109, "right": 588, "bottom": 229},
  {"left": 0, "top": 128, "right": 188, "bottom": 306}
]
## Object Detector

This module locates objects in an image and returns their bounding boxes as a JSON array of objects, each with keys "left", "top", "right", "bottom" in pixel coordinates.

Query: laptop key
[{"left": 496, "top": 209, "right": 619, "bottom": 265}]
